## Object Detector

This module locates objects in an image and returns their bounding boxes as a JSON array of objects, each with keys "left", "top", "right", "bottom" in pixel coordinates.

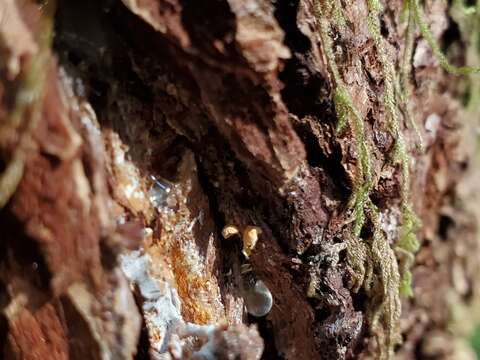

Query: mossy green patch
[
  {"left": 366, "top": 0, "right": 420, "bottom": 299},
  {"left": 314, "top": 0, "right": 479, "bottom": 358},
  {"left": 314, "top": 0, "right": 402, "bottom": 358}
]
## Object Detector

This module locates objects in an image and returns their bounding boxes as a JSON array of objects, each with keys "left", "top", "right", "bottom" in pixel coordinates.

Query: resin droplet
[
  {"left": 148, "top": 176, "right": 171, "bottom": 208},
  {"left": 244, "top": 280, "right": 273, "bottom": 317}
]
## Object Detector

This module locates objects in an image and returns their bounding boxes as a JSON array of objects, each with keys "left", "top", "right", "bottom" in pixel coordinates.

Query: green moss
[
  {"left": 325, "top": 0, "right": 346, "bottom": 28},
  {"left": 0, "top": 1, "right": 55, "bottom": 208},
  {"left": 396, "top": 0, "right": 480, "bottom": 297},
  {"left": 399, "top": 0, "right": 424, "bottom": 151},
  {"left": 367, "top": 199, "right": 402, "bottom": 359},
  {"left": 470, "top": 325, "right": 480, "bottom": 357},
  {"left": 314, "top": 1, "right": 373, "bottom": 239},
  {"left": 314, "top": 1, "right": 402, "bottom": 358},
  {"left": 315, "top": 0, "right": 479, "bottom": 357},
  {"left": 450, "top": 0, "right": 480, "bottom": 112},
  {"left": 366, "top": 0, "right": 421, "bottom": 298},
  {"left": 453, "top": 0, "right": 477, "bottom": 16},
  {"left": 412, "top": 0, "right": 480, "bottom": 75}
]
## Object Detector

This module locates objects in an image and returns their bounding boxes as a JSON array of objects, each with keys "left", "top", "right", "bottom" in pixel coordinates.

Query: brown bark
[{"left": 1, "top": 0, "right": 480, "bottom": 359}]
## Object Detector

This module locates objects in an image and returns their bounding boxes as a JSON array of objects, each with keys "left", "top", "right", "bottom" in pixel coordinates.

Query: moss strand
[
  {"left": 0, "top": 1, "right": 55, "bottom": 208},
  {"left": 413, "top": 0, "right": 480, "bottom": 75}
]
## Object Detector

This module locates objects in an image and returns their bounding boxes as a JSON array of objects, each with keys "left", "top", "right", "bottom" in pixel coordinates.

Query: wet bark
[{"left": 1, "top": 0, "right": 480, "bottom": 359}]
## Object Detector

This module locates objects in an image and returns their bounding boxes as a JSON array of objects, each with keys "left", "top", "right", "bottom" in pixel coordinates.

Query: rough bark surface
[{"left": 1, "top": 0, "right": 480, "bottom": 359}]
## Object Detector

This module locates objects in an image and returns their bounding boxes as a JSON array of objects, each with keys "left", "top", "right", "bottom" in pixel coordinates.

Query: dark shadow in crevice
[
  {"left": 273, "top": 0, "right": 350, "bottom": 210},
  {"left": 193, "top": 136, "right": 249, "bottom": 314},
  {"left": 443, "top": 16, "right": 462, "bottom": 52},
  {"left": 438, "top": 214, "right": 454, "bottom": 241},
  {"left": 180, "top": 0, "right": 237, "bottom": 63},
  {"left": 274, "top": 0, "right": 331, "bottom": 118},
  {"left": 442, "top": 16, "right": 465, "bottom": 67},
  {"left": 60, "top": 296, "right": 102, "bottom": 360},
  {"left": 293, "top": 119, "right": 350, "bottom": 202},
  {"left": 250, "top": 314, "right": 280, "bottom": 360},
  {"left": 0, "top": 208, "right": 52, "bottom": 301},
  {"left": 132, "top": 290, "right": 152, "bottom": 360},
  {"left": 133, "top": 322, "right": 151, "bottom": 360}
]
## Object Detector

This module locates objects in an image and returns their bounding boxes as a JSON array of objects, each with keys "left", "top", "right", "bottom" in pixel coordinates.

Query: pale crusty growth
[
  {"left": 0, "top": 0, "right": 38, "bottom": 78},
  {"left": 170, "top": 322, "right": 263, "bottom": 359},
  {"left": 113, "top": 150, "right": 266, "bottom": 357},
  {"left": 120, "top": 250, "right": 183, "bottom": 355},
  {"left": 121, "top": 251, "right": 263, "bottom": 359},
  {"left": 107, "top": 143, "right": 226, "bottom": 327},
  {"left": 107, "top": 131, "right": 152, "bottom": 219},
  {"left": 151, "top": 153, "right": 226, "bottom": 325},
  {"left": 366, "top": 200, "right": 402, "bottom": 359}
]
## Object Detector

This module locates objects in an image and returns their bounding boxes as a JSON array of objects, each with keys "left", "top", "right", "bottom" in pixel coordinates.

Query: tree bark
[{"left": 1, "top": 0, "right": 480, "bottom": 359}]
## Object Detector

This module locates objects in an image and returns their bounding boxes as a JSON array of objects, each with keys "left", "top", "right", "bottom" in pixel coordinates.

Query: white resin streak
[{"left": 120, "top": 250, "right": 182, "bottom": 354}]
